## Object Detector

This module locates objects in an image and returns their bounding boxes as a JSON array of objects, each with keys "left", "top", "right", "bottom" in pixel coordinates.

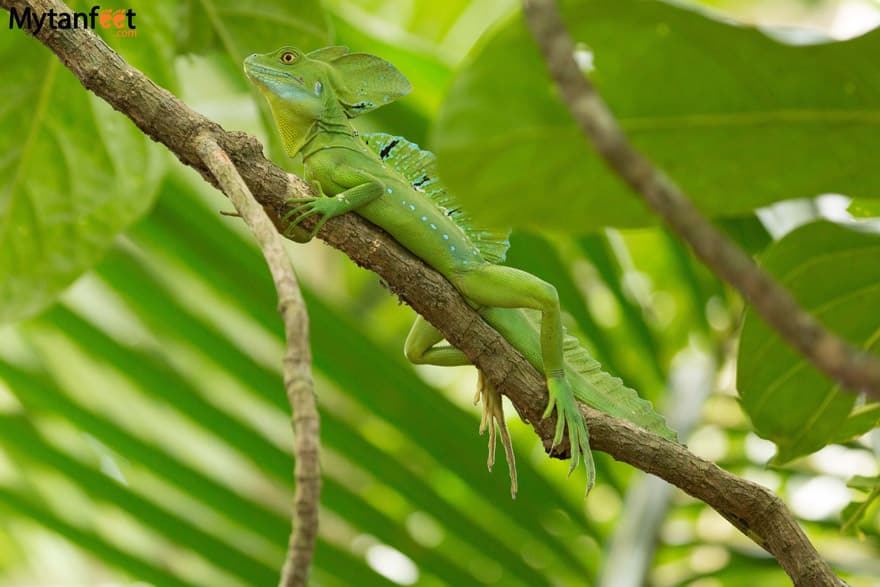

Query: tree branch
[
  {"left": 194, "top": 133, "right": 320, "bottom": 587},
  {"left": 520, "top": 0, "right": 880, "bottom": 402},
  {"left": 0, "top": 0, "right": 843, "bottom": 583}
]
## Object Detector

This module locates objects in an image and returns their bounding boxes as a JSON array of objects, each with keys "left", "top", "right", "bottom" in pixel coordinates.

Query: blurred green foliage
[
  {"left": 739, "top": 222, "right": 880, "bottom": 463},
  {"left": 0, "top": 0, "right": 879, "bottom": 586},
  {"left": 432, "top": 0, "right": 880, "bottom": 231}
]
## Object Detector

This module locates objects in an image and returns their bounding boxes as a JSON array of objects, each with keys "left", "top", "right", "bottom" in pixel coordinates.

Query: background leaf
[
  {"left": 177, "top": 0, "right": 331, "bottom": 57},
  {"left": 738, "top": 221, "right": 880, "bottom": 463},
  {"left": 431, "top": 0, "right": 880, "bottom": 232},
  {"left": 848, "top": 199, "right": 880, "bottom": 218},
  {"left": 0, "top": 33, "right": 163, "bottom": 323}
]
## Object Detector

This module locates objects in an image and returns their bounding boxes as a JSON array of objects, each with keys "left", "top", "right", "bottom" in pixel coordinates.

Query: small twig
[
  {"left": 520, "top": 0, "right": 880, "bottom": 401},
  {"left": 195, "top": 133, "right": 320, "bottom": 587}
]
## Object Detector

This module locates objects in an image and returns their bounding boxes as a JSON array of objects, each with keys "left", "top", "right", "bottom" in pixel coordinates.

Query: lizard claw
[
  {"left": 282, "top": 195, "right": 345, "bottom": 238},
  {"left": 475, "top": 371, "right": 517, "bottom": 499},
  {"left": 546, "top": 376, "right": 595, "bottom": 495},
  {"left": 282, "top": 197, "right": 317, "bottom": 233},
  {"left": 286, "top": 196, "right": 320, "bottom": 205}
]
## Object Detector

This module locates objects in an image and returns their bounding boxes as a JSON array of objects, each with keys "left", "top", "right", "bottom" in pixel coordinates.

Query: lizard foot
[
  {"left": 283, "top": 185, "right": 345, "bottom": 239},
  {"left": 474, "top": 371, "right": 517, "bottom": 499},
  {"left": 545, "top": 375, "right": 596, "bottom": 495}
]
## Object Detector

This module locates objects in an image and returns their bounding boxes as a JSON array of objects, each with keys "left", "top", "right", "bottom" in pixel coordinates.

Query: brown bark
[{"left": 195, "top": 134, "right": 320, "bottom": 587}]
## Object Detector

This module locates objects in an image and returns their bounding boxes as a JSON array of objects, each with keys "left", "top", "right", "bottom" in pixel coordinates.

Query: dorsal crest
[{"left": 362, "top": 133, "right": 510, "bottom": 264}]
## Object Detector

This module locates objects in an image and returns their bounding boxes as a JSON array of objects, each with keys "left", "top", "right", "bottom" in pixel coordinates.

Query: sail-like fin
[
  {"left": 562, "top": 333, "right": 677, "bottom": 440},
  {"left": 362, "top": 132, "right": 511, "bottom": 263},
  {"left": 514, "top": 309, "right": 676, "bottom": 440}
]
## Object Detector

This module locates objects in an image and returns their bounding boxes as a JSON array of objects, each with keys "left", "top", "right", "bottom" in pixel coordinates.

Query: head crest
[
  {"left": 322, "top": 52, "right": 412, "bottom": 117},
  {"left": 307, "top": 46, "right": 350, "bottom": 61}
]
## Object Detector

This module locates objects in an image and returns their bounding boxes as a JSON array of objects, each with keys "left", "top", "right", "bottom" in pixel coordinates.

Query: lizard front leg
[
  {"left": 284, "top": 168, "right": 385, "bottom": 240},
  {"left": 405, "top": 316, "right": 518, "bottom": 497}
]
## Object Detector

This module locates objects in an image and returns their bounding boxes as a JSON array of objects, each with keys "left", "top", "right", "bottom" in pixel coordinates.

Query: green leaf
[
  {"left": 737, "top": 221, "right": 880, "bottom": 463},
  {"left": 0, "top": 359, "right": 291, "bottom": 542},
  {"left": 848, "top": 198, "right": 880, "bottom": 219},
  {"left": 33, "top": 303, "right": 483, "bottom": 584},
  {"left": 325, "top": 0, "right": 514, "bottom": 58},
  {"left": 831, "top": 404, "right": 880, "bottom": 445},
  {"left": 97, "top": 0, "right": 179, "bottom": 90},
  {"left": 847, "top": 475, "right": 880, "bottom": 492},
  {"left": 177, "top": 0, "right": 331, "bottom": 58},
  {"left": 0, "top": 34, "right": 163, "bottom": 323},
  {"left": 0, "top": 363, "right": 400, "bottom": 586},
  {"left": 841, "top": 478, "right": 880, "bottom": 536},
  {"left": 0, "top": 415, "right": 278, "bottom": 585},
  {"left": 0, "top": 486, "right": 203, "bottom": 587},
  {"left": 576, "top": 233, "right": 666, "bottom": 384},
  {"left": 716, "top": 215, "right": 774, "bottom": 256},
  {"left": 432, "top": 0, "right": 880, "bottom": 232}
]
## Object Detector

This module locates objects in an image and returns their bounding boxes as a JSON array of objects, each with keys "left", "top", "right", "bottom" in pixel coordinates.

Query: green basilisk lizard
[{"left": 244, "top": 46, "right": 675, "bottom": 497}]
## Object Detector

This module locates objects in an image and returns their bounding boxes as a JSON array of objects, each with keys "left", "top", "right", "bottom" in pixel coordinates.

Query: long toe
[
  {"left": 552, "top": 411, "right": 565, "bottom": 448},
  {"left": 486, "top": 423, "right": 496, "bottom": 472}
]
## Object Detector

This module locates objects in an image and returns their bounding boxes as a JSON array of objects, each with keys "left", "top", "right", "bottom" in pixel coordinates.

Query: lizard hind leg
[
  {"left": 405, "top": 316, "right": 518, "bottom": 497},
  {"left": 452, "top": 265, "right": 595, "bottom": 493}
]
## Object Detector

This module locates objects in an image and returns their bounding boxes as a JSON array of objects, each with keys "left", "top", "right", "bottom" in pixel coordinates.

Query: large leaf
[
  {"left": 0, "top": 173, "right": 610, "bottom": 585},
  {"left": 0, "top": 486, "right": 203, "bottom": 587},
  {"left": 0, "top": 415, "right": 278, "bottom": 585},
  {"left": 102, "top": 0, "right": 180, "bottom": 89},
  {"left": 432, "top": 0, "right": 880, "bottom": 232},
  {"left": 0, "top": 33, "right": 163, "bottom": 323},
  {"left": 576, "top": 232, "right": 667, "bottom": 388},
  {"left": 737, "top": 221, "right": 880, "bottom": 463},
  {"left": 178, "top": 0, "right": 331, "bottom": 58},
  {"left": 325, "top": 0, "right": 517, "bottom": 59}
]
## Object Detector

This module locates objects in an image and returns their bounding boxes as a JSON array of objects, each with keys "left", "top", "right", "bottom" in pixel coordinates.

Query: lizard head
[
  {"left": 245, "top": 46, "right": 411, "bottom": 156},
  {"left": 245, "top": 46, "right": 411, "bottom": 118},
  {"left": 244, "top": 47, "right": 323, "bottom": 113}
]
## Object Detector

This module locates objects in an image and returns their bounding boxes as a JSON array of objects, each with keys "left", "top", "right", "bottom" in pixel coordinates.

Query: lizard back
[{"left": 361, "top": 133, "right": 511, "bottom": 265}]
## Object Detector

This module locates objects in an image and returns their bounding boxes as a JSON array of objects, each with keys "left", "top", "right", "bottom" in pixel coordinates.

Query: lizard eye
[{"left": 280, "top": 51, "right": 297, "bottom": 64}]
